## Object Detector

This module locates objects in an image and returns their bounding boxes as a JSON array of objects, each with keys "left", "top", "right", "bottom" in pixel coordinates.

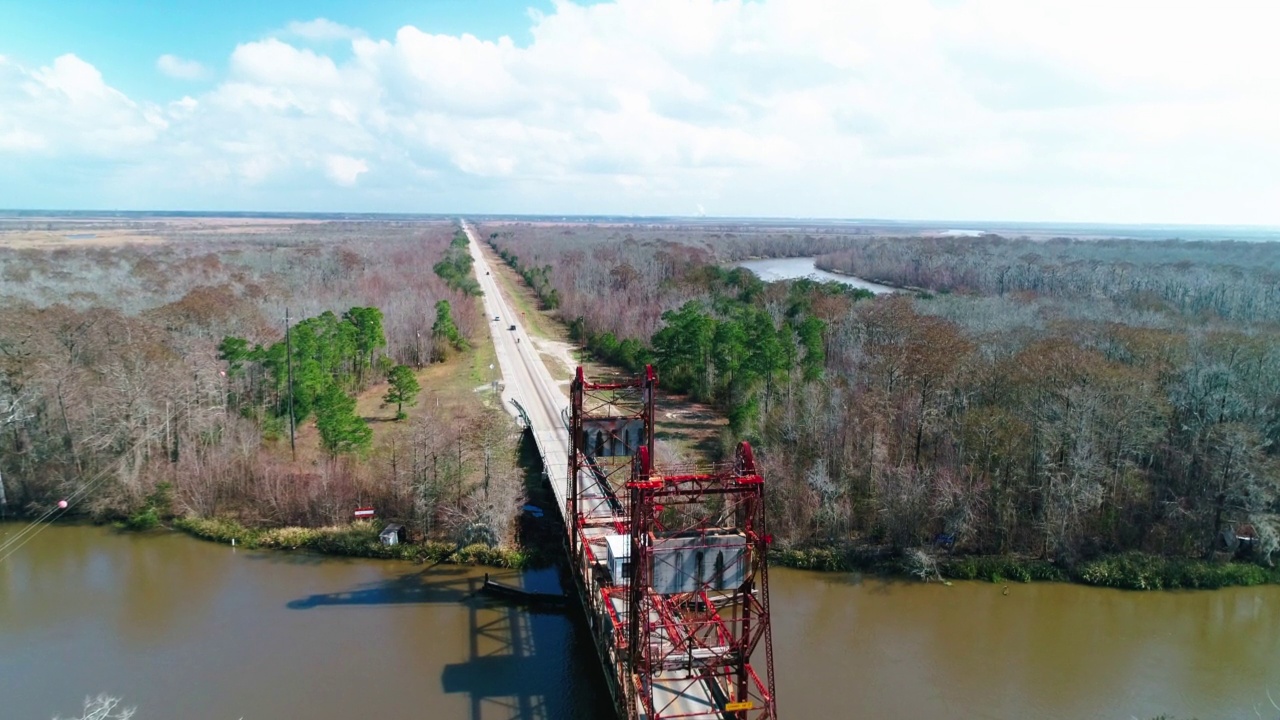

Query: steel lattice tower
[{"left": 568, "top": 364, "right": 778, "bottom": 720}]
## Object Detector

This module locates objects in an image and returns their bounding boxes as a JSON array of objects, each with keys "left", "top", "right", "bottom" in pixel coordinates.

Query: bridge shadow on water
[
  {"left": 280, "top": 431, "right": 614, "bottom": 720},
  {"left": 286, "top": 565, "right": 610, "bottom": 720},
  {"left": 285, "top": 565, "right": 479, "bottom": 609}
]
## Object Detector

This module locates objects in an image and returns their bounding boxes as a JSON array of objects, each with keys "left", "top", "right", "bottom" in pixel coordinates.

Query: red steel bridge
[
  {"left": 568, "top": 366, "right": 778, "bottom": 719},
  {"left": 465, "top": 221, "right": 779, "bottom": 719}
]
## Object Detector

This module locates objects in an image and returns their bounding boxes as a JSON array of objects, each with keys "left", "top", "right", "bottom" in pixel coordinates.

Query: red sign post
[{"left": 353, "top": 506, "right": 376, "bottom": 520}]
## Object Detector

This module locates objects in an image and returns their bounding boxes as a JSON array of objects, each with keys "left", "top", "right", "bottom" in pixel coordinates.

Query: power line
[
  {"left": 0, "top": 433, "right": 151, "bottom": 565},
  {"left": 0, "top": 466, "right": 110, "bottom": 564}
]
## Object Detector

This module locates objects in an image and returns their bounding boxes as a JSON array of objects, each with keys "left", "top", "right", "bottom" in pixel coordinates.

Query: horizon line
[{"left": 1, "top": 208, "right": 1278, "bottom": 231}]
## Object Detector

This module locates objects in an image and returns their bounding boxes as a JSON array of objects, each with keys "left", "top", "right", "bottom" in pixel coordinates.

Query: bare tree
[{"left": 53, "top": 695, "right": 135, "bottom": 720}]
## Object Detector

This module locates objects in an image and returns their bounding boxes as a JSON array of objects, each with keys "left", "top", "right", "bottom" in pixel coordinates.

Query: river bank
[
  {"left": 17, "top": 445, "right": 1271, "bottom": 590},
  {"left": 810, "top": 260, "right": 927, "bottom": 294},
  {"left": 165, "top": 515, "right": 1280, "bottom": 591},
  {"left": 770, "top": 543, "right": 1280, "bottom": 590},
  {"left": 170, "top": 517, "right": 529, "bottom": 567},
  {"left": 169, "top": 509, "right": 1280, "bottom": 591},
  {"left": 734, "top": 255, "right": 898, "bottom": 294}
]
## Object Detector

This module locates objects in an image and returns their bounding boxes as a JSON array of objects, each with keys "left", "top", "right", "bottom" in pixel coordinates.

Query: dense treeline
[
  {"left": 818, "top": 235, "right": 1280, "bottom": 323},
  {"left": 492, "top": 238, "right": 561, "bottom": 309},
  {"left": 481, "top": 222, "right": 1280, "bottom": 568},
  {"left": 0, "top": 221, "right": 521, "bottom": 548},
  {"left": 219, "top": 306, "right": 387, "bottom": 455},
  {"left": 434, "top": 228, "right": 483, "bottom": 296},
  {"left": 485, "top": 225, "right": 714, "bottom": 344},
  {"left": 570, "top": 267, "right": 865, "bottom": 433}
]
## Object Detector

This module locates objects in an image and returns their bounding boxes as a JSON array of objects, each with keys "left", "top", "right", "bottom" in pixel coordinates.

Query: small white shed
[
  {"left": 380, "top": 523, "right": 406, "bottom": 546},
  {"left": 604, "top": 533, "right": 631, "bottom": 585}
]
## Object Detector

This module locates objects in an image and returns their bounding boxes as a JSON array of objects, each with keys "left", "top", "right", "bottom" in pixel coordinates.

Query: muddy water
[
  {"left": 0, "top": 525, "right": 612, "bottom": 720},
  {"left": 772, "top": 569, "right": 1280, "bottom": 719},
  {"left": 735, "top": 257, "right": 896, "bottom": 294},
  {"left": 3, "top": 526, "right": 1278, "bottom": 719}
]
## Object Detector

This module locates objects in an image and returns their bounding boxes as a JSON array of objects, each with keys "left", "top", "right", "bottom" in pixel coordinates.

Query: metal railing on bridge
[
  {"left": 510, "top": 398, "right": 563, "bottom": 498},
  {"left": 510, "top": 399, "right": 532, "bottom": 429}
]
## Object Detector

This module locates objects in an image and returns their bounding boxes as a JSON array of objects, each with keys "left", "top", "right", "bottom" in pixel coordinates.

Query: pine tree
[
  {"left": 315, "top": 382, "right": 371, "bottom": 455},
  {"left": 431, "top": 300, "right": 467, "bottom": 357},
  {"left": 383, "top": 364, "right": 421, "bottom": 420}
]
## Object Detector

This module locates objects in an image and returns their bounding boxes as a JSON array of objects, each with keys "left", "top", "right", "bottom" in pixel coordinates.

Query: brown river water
[{"left": 2, "top": 525, "right": 1278, "bottom": 719}]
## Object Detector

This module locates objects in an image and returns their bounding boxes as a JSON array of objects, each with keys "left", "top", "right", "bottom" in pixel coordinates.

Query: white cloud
[
  {"left": 285, "top": 18, "right": 362, "bottom": 41},
  {"left": 325, "top": 154, "right": 368, "bottom": 186},
  {"left": 0, "top": 54, "right": 165, "bottom": 158},
  {"left": 156, "top": 54, "right": 208, "bottom": 81},
  {"left": 1, "top": 0, "right": 1279, "bottom": 222},
  {"left": 229, "top": 39, "right": 342, "bottom": 88},
  {"left": 0, "top": 128, "right": 46, "bottom": 152}
]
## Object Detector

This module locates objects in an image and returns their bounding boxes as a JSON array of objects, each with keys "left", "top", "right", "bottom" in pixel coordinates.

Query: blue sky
[
  {"left": 1, "top": 0, "right": 1277, "bottom": 223},
  {"left": 0, "top": 0, "right": 562, "bottom": 99}
]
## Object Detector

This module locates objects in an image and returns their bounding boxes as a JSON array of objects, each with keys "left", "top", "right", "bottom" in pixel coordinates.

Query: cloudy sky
[{"left": 0, "top": 0, "right": 1277, "bottom": 223}]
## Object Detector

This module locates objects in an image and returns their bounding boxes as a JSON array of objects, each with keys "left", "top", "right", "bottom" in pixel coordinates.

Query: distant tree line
[
  {"left": 490, "top": 235, "right": 561, "bottom": 310},
  {"left": 817, "top": 234, "right": 1280, "bottom": 323},
  {"left": 434, "top": 229, "right": 482, "bottom": 296}
]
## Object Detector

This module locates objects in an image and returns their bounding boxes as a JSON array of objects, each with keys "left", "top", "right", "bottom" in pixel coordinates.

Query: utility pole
[{"left": 286, "top": 307, "right": 296, "bottom": 461}]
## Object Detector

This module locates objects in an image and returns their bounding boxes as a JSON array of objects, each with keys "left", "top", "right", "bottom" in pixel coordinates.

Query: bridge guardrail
[
  {"left": 510, "top": 399, "right": 531, "bottom": 429},
  {"left": 511, "top": 398, "right": 558, "bottom": 492}
]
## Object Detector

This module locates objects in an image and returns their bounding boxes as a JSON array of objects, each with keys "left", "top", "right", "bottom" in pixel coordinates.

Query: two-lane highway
[{"left": 462, "top": 220, "right": 572, "bottom": 516}]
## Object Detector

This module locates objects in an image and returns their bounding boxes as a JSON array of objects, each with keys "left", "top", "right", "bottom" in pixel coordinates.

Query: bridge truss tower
[
  {"left": 568, "top": 364, "right": 778, "bottom": 720},
  {"left": 568, "top": 365, "right": 656, "bottom": 559}
]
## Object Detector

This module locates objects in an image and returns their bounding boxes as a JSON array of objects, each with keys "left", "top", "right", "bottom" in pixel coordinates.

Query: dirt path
[{"left": 533, "top": 336, "right": 579, "bottom": 387}]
